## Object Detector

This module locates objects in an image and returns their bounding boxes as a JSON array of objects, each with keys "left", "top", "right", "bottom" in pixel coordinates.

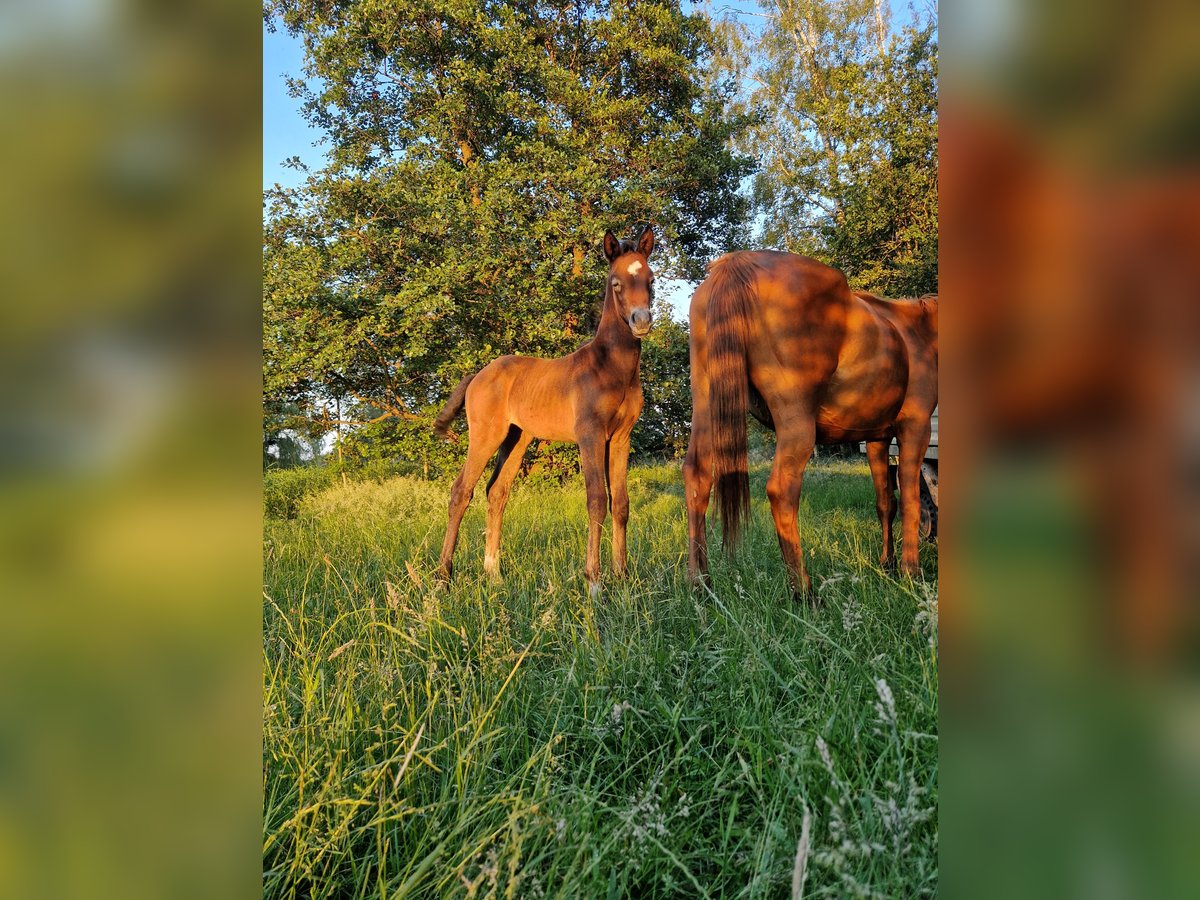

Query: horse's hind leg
[
  {"left": 483, "top": 426, "right": 532, "bottom": 580},
  {"left": 682, "top": 373, "right": 714, "bottom": 587},
  {"left": 438, "top": 418, "right": 508, "bottom": 581},
  {"left": 896, "top": 418, "right": 932, "bottom": 578},
  {"left": 767, "top": 416, "right": 817, "bottom": 603},
  {"left": 866, "top": 439, "right": 898, "bottom": 569}
]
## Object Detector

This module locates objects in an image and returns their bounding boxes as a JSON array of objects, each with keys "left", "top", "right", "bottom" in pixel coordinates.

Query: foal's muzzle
[{"left": 629, "top": 308, "right": 653, "bottom": 337}]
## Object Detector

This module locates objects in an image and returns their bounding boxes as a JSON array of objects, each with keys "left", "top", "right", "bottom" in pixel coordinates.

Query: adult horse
[
  {"left": 434, "top": 226, "right": 656, "bottom": 596},
  {"left": 682, "top": 250, "right": 938, "bottom": 601}
]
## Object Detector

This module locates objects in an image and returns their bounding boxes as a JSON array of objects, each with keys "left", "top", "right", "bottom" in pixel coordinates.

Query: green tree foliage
[
  {"left": 263, "top": 0, "right": 753, "bottom": 469},
  {"left": 825, "top": 23, "right": 937, "bottom": 296},
  {"left": 726, "top": 1, "right": 937, "bottom": 296},
  {"left": 632, "top": 298, "right": 691, "bottom": 460}
]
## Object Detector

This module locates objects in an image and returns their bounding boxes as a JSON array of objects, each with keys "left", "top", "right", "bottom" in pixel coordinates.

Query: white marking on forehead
[{"left": 625, "top": 260, "right": 644, "bottom": 276}]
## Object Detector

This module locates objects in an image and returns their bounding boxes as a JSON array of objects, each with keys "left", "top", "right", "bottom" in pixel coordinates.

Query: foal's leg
[
  {"left": 896, "top": 418, "right": 932, "bottom": 578},
  {"left": 767, "top": 416, "right": 817, "bottom": 603},
  {"left": 866, "top": 439, "right": 898, "bottom": 569},
  {"left": 483, "top": 426, "right": 532, "bottom": 580},
  {"left": 578, "top": 431, "right": 609, "bottom": 598},
  {"left": 606, "top": 432, "right": 633, "bottom": 578},
  {"left": 438, "top": 419, "right": 508, "bottom": 581}
]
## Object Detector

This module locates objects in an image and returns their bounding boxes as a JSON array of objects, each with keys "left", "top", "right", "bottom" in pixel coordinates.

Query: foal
[{"left": 434, "top": 226, "right": 656, "bottom": 595}]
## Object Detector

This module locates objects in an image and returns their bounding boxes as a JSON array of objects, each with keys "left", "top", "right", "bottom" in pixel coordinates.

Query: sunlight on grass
[{"left": 263, "top": 458, "right": 938, "bottom": 897}]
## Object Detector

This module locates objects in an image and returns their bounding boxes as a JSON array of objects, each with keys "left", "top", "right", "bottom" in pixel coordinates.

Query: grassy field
[{"left": 263, "top": 457, "right": 938, "bottom": 898}]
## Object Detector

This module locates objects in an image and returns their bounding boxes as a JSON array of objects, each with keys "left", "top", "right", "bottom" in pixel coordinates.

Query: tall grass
[{"left": 263, "top": 458, "right": 938, "bottom": 897}]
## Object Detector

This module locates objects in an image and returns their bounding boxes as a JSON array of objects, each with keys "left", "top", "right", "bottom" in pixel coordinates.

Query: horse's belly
[
  {"left": 816, "top": 374, "right": 906, "bottom": 437},
  {"left": 814, "top": 311, "right": 908, "bottom": 437},
  {"left": 500, "top": 359, "right": 578, "bottom": 442},
  {"left": 512, "top": 407, "right": 576, "bottom": 443}
]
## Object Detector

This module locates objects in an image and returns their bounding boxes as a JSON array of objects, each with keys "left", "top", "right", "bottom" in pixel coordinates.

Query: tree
[
  {"left": 823, "top": 22, "right": 937, "bottom": 297},
  {"left": 263, "top": 0, "right": 753, "bottom": 469},
  {"left": 724, "top": 0, "right": 937, "bottom": 296},
  {"left": 631, "top": 299, "right": 691, "bottom": 460}
]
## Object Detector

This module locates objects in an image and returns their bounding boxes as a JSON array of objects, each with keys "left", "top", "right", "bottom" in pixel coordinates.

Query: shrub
[
  {"left": 264, "top": 466, "right": 341, "bottom": 519},
  {"left": 264, "top": 458, "right": 432, "bottom": 519}
]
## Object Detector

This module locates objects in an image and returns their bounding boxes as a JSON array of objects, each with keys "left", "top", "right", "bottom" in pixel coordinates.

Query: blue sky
[{"left": 264, "top": 24, "right": 324, "bottom": 191}]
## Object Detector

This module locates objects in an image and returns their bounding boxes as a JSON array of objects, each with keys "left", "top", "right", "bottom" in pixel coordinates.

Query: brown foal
[
  {"left": 682, "top": 251, "right": 938, "bottom": 601},
  {"left": 434, "top": 226, "right": 656, "bottom": 595}
]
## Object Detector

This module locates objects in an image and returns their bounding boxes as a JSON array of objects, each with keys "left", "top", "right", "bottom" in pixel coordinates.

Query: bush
[
  {"left": 264, "top": 459, "right": 421, "bottom": 519},
  {"left": 264, "top": 467, "right": 341, "bottom": 519}
]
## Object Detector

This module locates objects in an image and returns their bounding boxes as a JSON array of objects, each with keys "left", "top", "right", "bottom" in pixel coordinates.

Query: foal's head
[{"left": 602, "top": 225, "right": 656, "bottom": 339}]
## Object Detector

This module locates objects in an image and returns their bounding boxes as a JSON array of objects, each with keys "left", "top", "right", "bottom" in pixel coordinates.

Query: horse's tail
[
  {"left": 706, "top": 253, "right": 758, "bottom": 550},
  {"left": 432, "top": 372, "right": 476, "bottom": 440}
]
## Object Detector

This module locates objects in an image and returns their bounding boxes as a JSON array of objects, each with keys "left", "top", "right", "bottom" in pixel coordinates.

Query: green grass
[{"left": 263, "top": 457, "right": 938, "bottom": 898}]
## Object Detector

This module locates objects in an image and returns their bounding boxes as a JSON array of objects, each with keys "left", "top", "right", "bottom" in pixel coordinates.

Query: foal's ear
[
  {"left": 636, "top": 224, "right": 655, "bottom": 258},
  {"left": 603, "top": 230, "right": 621, "bottom": 263}
]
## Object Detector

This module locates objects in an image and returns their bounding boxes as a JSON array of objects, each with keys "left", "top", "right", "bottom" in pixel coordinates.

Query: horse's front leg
[
  {"left": 578, "top": 431, "right": 609, "bottom": 598},
  {"left": 606, "top": 432, "right": 633, "bottom": 578},
  {"left": 896, "top": 418, "right": 932, "bottom": 578},
  {"left": 866, "top": 439, "right": 898, "bottom": 570}
]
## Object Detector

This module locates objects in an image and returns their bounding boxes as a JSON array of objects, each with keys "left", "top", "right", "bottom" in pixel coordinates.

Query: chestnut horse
[
  {"left": 434, "top": 226, "right": 656, "bottom": 595},
  {"left": 682, "top": 251, "right": 938, "bottom": 601}
]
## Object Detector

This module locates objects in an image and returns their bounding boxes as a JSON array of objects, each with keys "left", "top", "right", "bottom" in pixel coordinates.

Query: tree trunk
[{"left": 460, "top": 141, "right": 481, "bottom": 207}]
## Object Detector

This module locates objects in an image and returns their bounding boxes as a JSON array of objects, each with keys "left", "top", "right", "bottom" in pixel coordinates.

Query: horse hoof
[
  {"left": 793, "top": 589, "right": 820, "bottom": 607},
  {"left": 589, "top": 581, "right": 603, "bottom": 601}
]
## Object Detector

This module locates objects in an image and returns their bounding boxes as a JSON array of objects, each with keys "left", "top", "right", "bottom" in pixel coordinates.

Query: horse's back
[{"left": 469, "top": 353, "right": 579, "bottom": 443}]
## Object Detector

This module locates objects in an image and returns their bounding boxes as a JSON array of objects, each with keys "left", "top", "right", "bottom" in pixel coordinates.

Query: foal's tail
[
  {"left": 432, "top": 372, "right": 476, "bottom": 440},
  {"left": 706, "top": 254, "right": 758, "bottom": 550}
]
